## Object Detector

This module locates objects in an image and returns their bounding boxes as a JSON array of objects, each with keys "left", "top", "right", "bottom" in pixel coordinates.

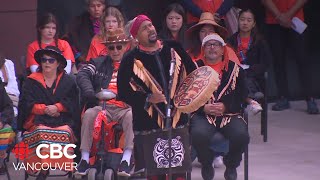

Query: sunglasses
[
  {"left": 107, "top": 45, "right": 123, "bottom": 51},
  {"left": 40, "top": 57, "right": 56, "bottom": 64}
]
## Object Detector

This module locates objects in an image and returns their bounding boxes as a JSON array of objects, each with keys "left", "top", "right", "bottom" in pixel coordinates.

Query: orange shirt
[
  {"left": 206, "top": 60, "right": 224, "bottom": 79},
  {"left": 26, "top": 39, "right": 75, "bottom": 68},
  {"left": 106, "top": 62, "right": 126, "bottom": 108},
  {"left": 187, "top": 0, "right": 223, "bottom": 24},
  {"left": 86, "top": 35, "right": 108, "bottom": 61},
  {"left": 265, "top": 0, "right": 304, "bottom": 24},
  {"left": 236, "top": 36, "right": 250, "bottom": 63}
]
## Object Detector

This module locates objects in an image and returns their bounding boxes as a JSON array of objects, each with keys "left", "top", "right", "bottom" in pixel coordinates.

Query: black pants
[
  {"left": 266, "top": 24, "right": 312, "bottom": 98},
  {"left": 190, "top": 114, "right": 249, "bottom": 168}
]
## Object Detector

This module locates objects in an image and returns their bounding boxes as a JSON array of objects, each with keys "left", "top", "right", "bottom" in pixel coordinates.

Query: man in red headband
[{"left": 117, "top": 15, "right": 196, "bottom": 179}]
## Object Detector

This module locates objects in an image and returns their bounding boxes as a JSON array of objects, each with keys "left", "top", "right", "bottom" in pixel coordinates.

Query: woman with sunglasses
[
  {"left": 18, "top": 46, "right": 79, "bottom": 180},
  {"left": 86, "top": 7, "right": 125, "bottom": 61},
  {"left": 26, "top": 13, "right": 75, "bottom": 75}
]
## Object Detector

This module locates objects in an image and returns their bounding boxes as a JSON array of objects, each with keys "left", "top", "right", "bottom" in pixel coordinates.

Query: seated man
[
  {"left": 76, "top": 28, "right": 134, "bottom": 177},
  {"left": 190, "top": 34, "right": 249, "bottom": 180},
  {"left": 0, "top": 80, "right": 14, "bottom": 175}
]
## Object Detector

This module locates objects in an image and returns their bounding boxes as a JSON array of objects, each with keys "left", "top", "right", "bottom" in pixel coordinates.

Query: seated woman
[
  {"left": 228, "top": 9, "right": 271, "bottom": 114},
  {"left": 26, "top": 13, "right": 75, "bottom": 75},
  {"left": 18, "top": 46, "right": 79, "bottom": 180},
  {"left": 191, "top": 34, "right": 249, "bottom": 180},
  {"left": 0, "top": 80, "right": 15, "bottom": 175},
  {"left": 86, "top": 7, "right": 125, "bottom": 61},
  {"left": 158, "top": 3, "right": 188, "bottom": 49}
]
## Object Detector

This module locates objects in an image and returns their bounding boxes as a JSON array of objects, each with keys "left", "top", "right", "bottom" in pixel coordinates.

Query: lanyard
[{"left": 237, "top": 34, "right": 252, "bottom": 63}]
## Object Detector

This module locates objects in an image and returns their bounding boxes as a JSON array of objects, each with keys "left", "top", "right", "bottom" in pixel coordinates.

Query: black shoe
[
  {"left": 118, "top": 161, "right": 131, "bottom": 177},
  {"left": 75, "top": 159, "right": 90, "bottom": 175},
  {"left": 272, "top": 98, "right": 290, "bottom": 111},
  {"left": 224, "top": 167, "right": 237, "bottom": 180},
  {"left": 307, "top": 99, "right": 319, "bottom": 114},
  {"left": 201, "top": 165, "right": 214, "bottom": 180},
  {"left": 36, "top": 170, "right": 49, "bottom": 180},
  {"left": 0, "top": 166, "right": 6, "bottom": 175}
]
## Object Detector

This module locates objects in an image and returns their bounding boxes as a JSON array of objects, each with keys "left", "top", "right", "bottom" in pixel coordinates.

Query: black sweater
[
  {"left": 227, "top": 32, "right": 271, "bottom": 78},
  {"left": 18, "top": 73, "right": 79, "bottom": 131}
]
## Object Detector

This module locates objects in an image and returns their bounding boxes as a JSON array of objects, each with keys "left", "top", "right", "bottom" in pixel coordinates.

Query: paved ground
[{"left": 2, "top": 100, "right": 320, "bottom": 180}]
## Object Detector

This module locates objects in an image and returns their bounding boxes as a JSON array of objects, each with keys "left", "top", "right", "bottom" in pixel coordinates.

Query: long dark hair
[
  {"left": 187, "top": 24, "right": 205, "bottom": 59},
  {"left": 37, "top": 13, "right": 59, "bottom": 49},
  {"left": 238, "top": 9, "right": 263, "bottom": 46},
  {"left": 159, "top": 3, "right": 187, "bottom": 48}
]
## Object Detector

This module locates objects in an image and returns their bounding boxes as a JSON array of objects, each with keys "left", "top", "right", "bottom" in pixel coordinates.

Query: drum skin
[{"left": 174, "top": 66, "right": 220, "bottom": 113}]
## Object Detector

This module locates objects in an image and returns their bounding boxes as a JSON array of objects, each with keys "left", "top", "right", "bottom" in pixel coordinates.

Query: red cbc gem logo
[{"left": 12, "top": 141, "right": 29, "bottom": 160}]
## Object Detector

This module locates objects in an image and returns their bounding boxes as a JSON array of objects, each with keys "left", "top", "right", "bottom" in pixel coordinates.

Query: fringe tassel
[{"left": 170, "top": 51, "right": 182, "bottom": 99}]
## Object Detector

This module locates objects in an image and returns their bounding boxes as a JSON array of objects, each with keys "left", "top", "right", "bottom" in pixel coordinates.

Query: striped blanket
[
  {"left": 23, "top": 125, "right": 75, "bottom": 173},
  {"left": 0, "top": 127, "right": 15, "bottom": 152}
]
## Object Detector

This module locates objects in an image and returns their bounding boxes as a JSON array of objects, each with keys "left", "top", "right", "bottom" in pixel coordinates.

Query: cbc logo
[{"left": 36, "top": 144, "right": 76, "bottom": 159}]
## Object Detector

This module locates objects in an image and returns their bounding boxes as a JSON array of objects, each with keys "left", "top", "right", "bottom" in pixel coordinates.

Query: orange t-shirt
[
  {"left": 265, "top": 0, "right": 304, "bottom": 24},
  {"left": 86, "top": 35, "right": 108, "bottom": 61},
  {"left": 206, "top": 60, "right": 224, "bottom": 79},
  {"left": 187, "top": 0, "right": 223, "bottom": 24},
  {"left": 26, "top": 39, "right": 75, "bottom": 68},
  {"left": 106, "top": 62, "right": 126, "bottom": 108},
  {"left": 236, "top": 36, "right": 250, "bottom": 63}
]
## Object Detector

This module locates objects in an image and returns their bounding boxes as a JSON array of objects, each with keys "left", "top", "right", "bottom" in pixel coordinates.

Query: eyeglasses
[
  {"left": 107, "top": 45, "right": 123, "bottom": 51},
  {"left": 40, "top": 57, "right": 56, "bottom": 64},
  {"left": 204, "top": 42, "right": 222, "bottom": 49}
]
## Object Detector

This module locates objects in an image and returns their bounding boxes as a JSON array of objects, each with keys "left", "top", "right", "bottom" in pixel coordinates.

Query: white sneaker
[
  {"left": 248, "top": 100, "right": 263, "bottom": 115},
  {"left": 213, "top": 156, "right": 224, "bottom": 168}
]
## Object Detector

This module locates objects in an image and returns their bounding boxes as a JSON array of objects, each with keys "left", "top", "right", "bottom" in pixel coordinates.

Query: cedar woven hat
[
  {"left": 103, "top": 28, "right": 131, "bottom": 44},
  {"left": 187, "top": 12, "right": 228, "bottom": 39},
  {"left": 34, "top": 46, "right": 67, "bottom": 68}
]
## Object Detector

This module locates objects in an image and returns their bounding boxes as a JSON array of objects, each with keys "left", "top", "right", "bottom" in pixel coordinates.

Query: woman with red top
[
  {"left": 26, "top": 13, "right": 75, "bottom": 75},
  {"left": 86, "top": 7, "right": 125, "bottom": 61},
  {"left": 228, "top": 9, "right": 271, "bottom": 114},
  {"left": 18, "top": 46, "right": 78, "bottom": 180},
  {"left": 159, "top": 3, "right": 188, "bottom": 49}
]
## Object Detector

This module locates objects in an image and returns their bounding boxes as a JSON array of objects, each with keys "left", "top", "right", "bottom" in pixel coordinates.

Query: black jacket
[
  {"left": 117, "top": 40, "right": 196, "bottom": 131},
  {"left": 76, "top": 56, "right": 114, "bottom": 108},
  {"left": 0, "top": 80, "right": 14, "bottom": 125},
  {"left": 17, "top": 73, "right": 79, "bottom": 131},
  {"left": 195, "top": 59, "right": 248, "bottom": 116},
  {"left": 227, "top": 32, "right": 271, "bottom": 78}
]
